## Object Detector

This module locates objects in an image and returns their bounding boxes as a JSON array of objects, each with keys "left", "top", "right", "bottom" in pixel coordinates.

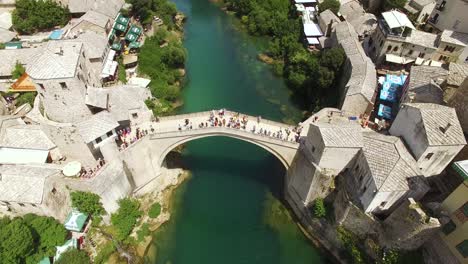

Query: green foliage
[
  {"left": 384, "top": 0, "right": 407, "bottom": 10},
  {"left": 117, "top": 57, "right": 127, "bottom": 84},
  {"left": 111, "top": 198, "right": 143, "bottom": 241},
  {"left": 380, "top": 249, "right": 400, "bottom": 264},
  {"left": 0, "top": 218, "right": 34, "bottom": 262},
  {"left": 23, "top": 214, "right": 67, "bottom": 256},
  {"left": 94, "top": 242, "right": 117, "bottom": 264},
  {"left": 0, "top": 43, "right": 5, "bottom": 49},
  {"left": 126, "top": 0, "right": 177, "bottom": 28},
  {"left": 337, "top": 227, "right": 364, "bottom": 264},
  {"left": 70, "top": 191, "right": 105, "bottom": 217},
  {"left": 16, "top": 92, "right": 36, "bottom": 106},
  {"left": 136, "top": 223, "right": 151, "bottom": 242},
  {"left": 11, "top": 61, "right": 25, "bottom": 79},
  {"left": 54, "top": 249, "right": 90, "bottom": 264},
  {"left": 318, "top": 0, "right": 341, "bottom": 14},
  {"left": 148, "top": 202, "right": 162, "bottom": 218},
  {"left": 12, "top": 0, "right": 69, "bottom": 34},
  {"left": 313, "top": 198, "right": 326, "bottom": 218}
]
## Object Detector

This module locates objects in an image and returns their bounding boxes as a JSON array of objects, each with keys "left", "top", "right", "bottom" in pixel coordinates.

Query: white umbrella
[{"left": 62, "top": 161, "right": 82, "bottom": 177}]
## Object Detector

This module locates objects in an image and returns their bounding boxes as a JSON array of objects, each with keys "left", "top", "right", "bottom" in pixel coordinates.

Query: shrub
[
  {"left": 12, "top": 0, "right": 69, "bottom": 34},
  {"left": 94, "top": 242, "right": 116, "bottom": 264},
  {"left": 16, "top": 92, "right": 36, "bottom": 106},
  {"left": 54, "top": 249, "right": 90, "bottom": 264},
  {"left": 337, "top": 226, "right": 364, "bottom": 264},
  {"left": 11, "top": 61, "right": 25, "bottom": 79},
  {"left": 148, "top": 202, "right": 162, "bottom": 218},
  {"left": 381, "top": 249, "right": 400, "bottom": 264},
  {"left": 111, "top": 198, "right": 142, "bottom": 241},
  {"left": 137, "top": 223, "right": 151, "bottom": 242},
  {"left": 313, "top": 198, "right": 326, "bottom": 218},
  {"left": 384, "top": 0, "right": 407, "bottom": 10},
  {"left": 70, "top": 191, "right": 105, "bottom": 217},
  {"left": 318, "top": 0, "right": 341, "bottom": 14}
]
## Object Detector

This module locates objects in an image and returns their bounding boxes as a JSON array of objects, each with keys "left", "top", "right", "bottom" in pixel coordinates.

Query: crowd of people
[
  {"left": 79, "top": 158, "right": 106, "bottom": 179},
  {"left": 177, "top": 109, "right": 302, "bottom": 143},
  {"left": 118, "top": 126, "right": 153, "bottom": 151}
]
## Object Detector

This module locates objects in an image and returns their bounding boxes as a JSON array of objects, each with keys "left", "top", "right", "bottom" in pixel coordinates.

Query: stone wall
[{"left": 381, "top": 198, "right": 441, "bottom": 250}]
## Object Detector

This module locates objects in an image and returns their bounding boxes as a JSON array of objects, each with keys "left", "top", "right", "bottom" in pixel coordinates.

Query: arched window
[
  {"left": 387, "top": 45, "right": 392, "bottom": 52},
  {"left": 393, "top": 46, "right": 398, "bottom": 52}
]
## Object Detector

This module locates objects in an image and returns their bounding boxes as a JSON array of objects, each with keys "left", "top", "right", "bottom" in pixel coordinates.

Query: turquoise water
[{"left": 147, "top": 0, "right": 328, "bottom": 263}]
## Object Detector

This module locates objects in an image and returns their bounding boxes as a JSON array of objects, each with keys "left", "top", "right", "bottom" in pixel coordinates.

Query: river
[{"left": 146, "top": 0, "right": 329, "bottom": 263}]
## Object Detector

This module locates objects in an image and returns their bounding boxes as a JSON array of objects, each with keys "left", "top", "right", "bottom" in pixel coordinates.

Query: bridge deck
[{"left": 145, "top": 110, "right": 301, "bottom": 145}]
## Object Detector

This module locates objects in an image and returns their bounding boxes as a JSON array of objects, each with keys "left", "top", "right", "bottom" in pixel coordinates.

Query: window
[
  {"left": 95, "top": 137, "right": 103, "bottom": 144},
  {"left": 425, "top": 153, "right": 434, "bottom": 160},
  {"left": 79, "top": 64, "right": 83, "bottom": 70},
  {"left": 380, "top": 201, "right": 387, "bottom": 207},
  {"left": 359, "top": 174, "right": 364, "bottom": 182},
  {"left": 379, "top": 40, "right": 383, "bottom": 47},
  {"left": 38, "top": 83, "right": 45, "bottom": 90},
  {"left": 59, "top": 82, "right": 67, "bottom": 89},
  {"left": 419, "top": 53, "right": 425, "bottom": 58},
  {"left": 31, "top": 204, "right": 36, "bottom": 207},
  {"left": 82, "top": 51, "right": 86, "bottom": 58},
  {"left": 465, "top": 56, "right": 468, "bottom": 63},
  {"left": 355, "top": 165, "right": 359, "bottom": 171},
  {"left": 18, "top": 203, "right": 25, "bottom": 207},
  {"left": 393, "top": 46, "right": 398, "bottom": 52},
  {"left": 456, "top": 240, "right": 468, "bottom": 258},
  {"left": 387, "top": 45, "right": 392, "bottom": 52},
  {"left": 51, "top": 188, "right": 57, "bottom": 194},
  {"left": 463, "top": 203, "right": 468, "bottom": 217},
  {"left": 362, "top": 186, "right": 367, "bottom": 194},
  {"left": 408, "top": 49, "right": 413, "bottom": 55},
  {"left": 106, "top": 131, "right": 113, "bottom": 137},
  {"left": 454, "top": 202, "right": 468, "bottom": 223},
  {"left": 442, "top": 220, "right": 456, "bottom": 235},
  {"left": 132, "top": 113, "right": 138, "bottom": 119}
]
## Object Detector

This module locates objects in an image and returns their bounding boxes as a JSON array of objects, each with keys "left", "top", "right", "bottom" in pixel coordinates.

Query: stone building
[
  {"left": 426, "top": 0, "right": 468, "bottom": 35},
  {"left": 400, "top": 65, "right": 448, "bottom": 104},
  {"left": 333, "top": 21, "right": 377, "bottom": 116},
  {"left": 55, "top": 0, "right": 124, "bottom": 18},
  {"left": 404, "top": 0, "right": 437, "bottom": 25},
  {"left": 448, "top": 77, "right": 468, "bottom": 133},
  {"left": 434, "top": 30, "right": 468, "bottom": 64},
  {"left": 390, "top": 103, "right": 466, "bottom": 177}
]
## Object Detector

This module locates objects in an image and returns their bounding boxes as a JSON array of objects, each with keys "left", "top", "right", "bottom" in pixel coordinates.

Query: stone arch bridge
[{"left": 143, "top": 110, "right": 301, "bottom": 169}]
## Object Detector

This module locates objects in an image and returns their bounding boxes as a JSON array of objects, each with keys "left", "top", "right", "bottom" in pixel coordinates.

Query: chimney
[{"left": 440, "top": 123, "right": 452, "bottom": 134}]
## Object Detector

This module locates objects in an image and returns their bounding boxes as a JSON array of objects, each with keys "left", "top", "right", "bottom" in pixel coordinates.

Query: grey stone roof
[
  {"left": 75, "top": 111, "right": 119, "bottom": 143},
  {"left": 0, "top": 27, "right": 15, "bottom": 43},
  {"left": 362, "top": 132, "right": 420, "bottom": 192},
  {"left": 79, "top": 10, "right": 111, "bottom": 28},
  {"left": 318, "top": 9, "right": 339, "bottom": 30},
  {"left": 27, "top": 41, "right": 82, "bottom": 80},
  {"left": 413, "top": 0, "right": 434, "bottom": 6},
  {"left": 335, "top": 21, "right": 377, "bottom": 104},
  {"left": 75, "top": 31, "right": 107, "bottom": 59},
  {"left": 440, "top": 30, "right": 468, "bottom": 47},
  {"left": 406, "top": 66, "right": 448, "bottom": 104},
  {"left": 0, "top": 47, "right": 43, "bottom": 77},
  {"left": 339, "top": 0, "right": 377, "bottom": 35},
  {"left": 68, "top": 0, "right": 124, "bottom": 18},
  {"left": 447, "top": 63, "right": 468, "bottom": 87},
  {"left": 406, "top": 30, "right": 438, "bottom": 49},
  {"left": 0, "top": 125, "right": 56, "bottom": 150},
  {"left": 314, "top": 122, "right": 363, "bottom": 148},
  {"left": 0, "top": 164, "right": 60, "bottom": 204},
  {"left": 85, "top": 86, "right": 109, "bottom": 109},
  {"left": 404, "top": 103, "right": 466, "bottom": 146}
]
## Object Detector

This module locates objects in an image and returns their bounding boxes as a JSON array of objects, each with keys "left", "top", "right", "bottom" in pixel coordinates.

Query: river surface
[{"left": 146, "top": 0, "right": 328, "bottom": 263}]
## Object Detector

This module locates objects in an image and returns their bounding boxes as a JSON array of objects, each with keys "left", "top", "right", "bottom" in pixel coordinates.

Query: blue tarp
[
  {"left": 386, "top": 74, "right": 407, "bottom": 86},
  {"left": 380, "top": 90, "right": 397, "bottom": 102},
  {"left": 49, "top": 30, "right": 63, "bottom": 40},
  {"left": 382, "top": 81, "right": 398, "bottom": 93},
  {"left": 378, "top": 104, "right": 393, "bottom": 119}
]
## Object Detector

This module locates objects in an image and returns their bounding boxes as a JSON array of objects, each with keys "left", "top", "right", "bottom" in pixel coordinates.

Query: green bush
[
  {"left": 318, "top": 0, "right": 341, "bottom": 14},
  {"left": 313, "top": 198, "right": 326, "bottom": 218},
  {"left": 16, "top": 92, "right": 36, "bottom": 106},
  {"left": 12, "top": 0, "right": 69, "bottom": 34},
  {"left": 54, "top": 249, "right": 90, "bottom": 264},
  {"left": 136, "top": 223, "right": 151, "bottom": 242},
  {"left": 11, "top": 61, "right": 25, "bottom": 79},
  {"left": 380, "top": 249, "right": 400, "bottom": 264},
  {"left": 384, "top": 0, "right": 407, "bottom": 10},
  {"left": 117, "top": 57, "right": 127, "bottom": 84},
  {"left": 337, "top": 226, "right": 364, "bottom": 264},
  {"left": 148, "top": 202, "right": 162, "bottom": 218},
  {"left": 70, "top": 191, "right": 105, "bottom": 217},
  {"left": 94, "top": 242, "right": 116, "bottom": 264},
  {"left": 111, "top": 198, "right": 142, "bottom": 241}
]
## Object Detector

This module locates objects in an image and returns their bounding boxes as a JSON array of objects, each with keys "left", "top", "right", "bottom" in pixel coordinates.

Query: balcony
[
  {"left": 435, "top": 4, "right": 445, "bottom": 11},
  {"left": 428, "top": 16, "right": 438, "bottom": 25},
  {"left": 378, "top": 19, "right": 409, "bottom": 40}
]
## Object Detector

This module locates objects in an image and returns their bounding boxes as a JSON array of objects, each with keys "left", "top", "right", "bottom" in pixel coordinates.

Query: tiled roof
[
  {"left": 406, "top": 30, "right": 438, "bottom": 49},
  {"left": 405, "top": 103, "right": 466, "bottom": 146},
  {"left": 315, "top": 122, "right": 363, "bottom": 148},
  {"left": 335, "top": 22, "right": 377, "bottom": 104},
  {"left": 0, "top": 47, "right": 43, "bottom": 77},
  {"left": 440, "top": 30, "right": 468, "bottom": 47},
  {"left": 27, "top": 41, "right": 82, "bottom": 80},
  {"left": 80, "top": 10, "right": 111, "bottom": 28},
  {"left": 0, "top": 164, "right": 60, "bottom": 204},
  {"left": 362, "top": 132, "right": 420, "bottom": 192},
  {"left": 406, "top": 66, "right": 448, "bottom": 103},
  {"left": 0, "top": 125, "right": 56, "bottom": 150},
  {"left": 68, "top": 0, "right": 124, "bottom": 18},
  {"left": 75, "top": 31, "right": 107, "bottom": 59},
  {"left": 75, "top": 111, "right": 119, "bottom": 143},
  {"left": 447, "top": 63, "right": 468, "bottom": 87},
  {"left": 107, "top": 85, "right": 151, "bottom": 121},
  {"left": 0, "top": 27, "right": 15, "bottom": 43}
]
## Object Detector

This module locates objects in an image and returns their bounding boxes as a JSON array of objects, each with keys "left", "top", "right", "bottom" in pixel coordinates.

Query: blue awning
[
  {"left": 382, "top": 81, "right": 398, "bottom": 93},
  {"left": 378, "top": 104, "right": 393, "bottom": 119},
  {"left": 380, "top": 90, "right": 397, "bottom": 102}
]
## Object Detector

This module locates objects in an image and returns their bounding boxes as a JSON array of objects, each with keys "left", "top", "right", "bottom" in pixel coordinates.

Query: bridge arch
[{"left": 149, "top": 128, "right": 300, "bottom": 170}]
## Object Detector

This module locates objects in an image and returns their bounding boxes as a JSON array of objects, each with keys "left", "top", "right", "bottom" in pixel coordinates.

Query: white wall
[{"left": 417, "top": 145, "right": 464, "bottom": 176}]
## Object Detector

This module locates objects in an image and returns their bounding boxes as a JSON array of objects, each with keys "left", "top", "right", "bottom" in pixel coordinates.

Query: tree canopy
[
  {"left": 111, "top": 198, "right": 142, "bottom": 241},
  {"left": 384, "top": 0, "right": 407, "bottom": 10},
  {"left": 11, "top": 61, "right": 25, "bottom": 79},
  {"left": 54, "top": 249, "right": 90, "bottom": 264},
  {"left": 0, "top": 215, "right": 67, "bottom": 263},
  {"left": 318, "top": 0, "right": 341, "bottom": 14},
  {"left": 126, "top": 0, "right": 177, "bottom": 28},
  {"left": 70, "top": 191, "right": 106, "bottom": 217},
  {"left": 12, "top": 0, "right": 70, "bottom": 34}
]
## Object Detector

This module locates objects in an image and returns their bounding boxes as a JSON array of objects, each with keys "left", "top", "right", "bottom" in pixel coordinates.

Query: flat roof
[
  {"left": 307, "top": 37, "right": 320, "bottom": 45},
  {"left": 0, "top": 147, "right": 49, "bottom": 164},
  {"left": 304, "top": 23, "right": 323, "bottom": 37},
  {"left": 382, "top": 10, "right": 415, "bottom": 30}
]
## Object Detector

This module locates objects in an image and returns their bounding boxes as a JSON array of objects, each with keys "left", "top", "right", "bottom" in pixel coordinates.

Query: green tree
[
  {"left": 381, "top": 249, "right": 400, "bottom": 264},
  {"left": 23, "top": 214, "right": 67, "bottom": 256},
  {"left": 12, "top": 0, "right": 69, "bottom": 34},
  {"left": 384, "top": 0, "right": 407, "bottom": 10},
  {"left": 161, "top": 45, "right": 187, "bottom": 68},
  {"left": 148, "top": 202, "right": 161, "bottom": 218},
  {"left": 111, "top": 198, "right": 142, "bottom": 241},
  {"left": 70, "top": 191, "right": 105, "bottom": 216},
  {"left": 54, "top": 249, "right": 90, "bottom": 264},
  {"left": 0, "top": 218, "right": 34, "bottom": 262},
  {"left": 313, "top": 198, "right": 326, "bottom": 218},
  {"left": 318, "top": 0, "right": 341, "bottom": 14},
  {"left": 16, "top": 92, "right": 36, "bottom": 106},
  {"left": 11, "top": 61, "right": 25, "bottom": 79}
]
